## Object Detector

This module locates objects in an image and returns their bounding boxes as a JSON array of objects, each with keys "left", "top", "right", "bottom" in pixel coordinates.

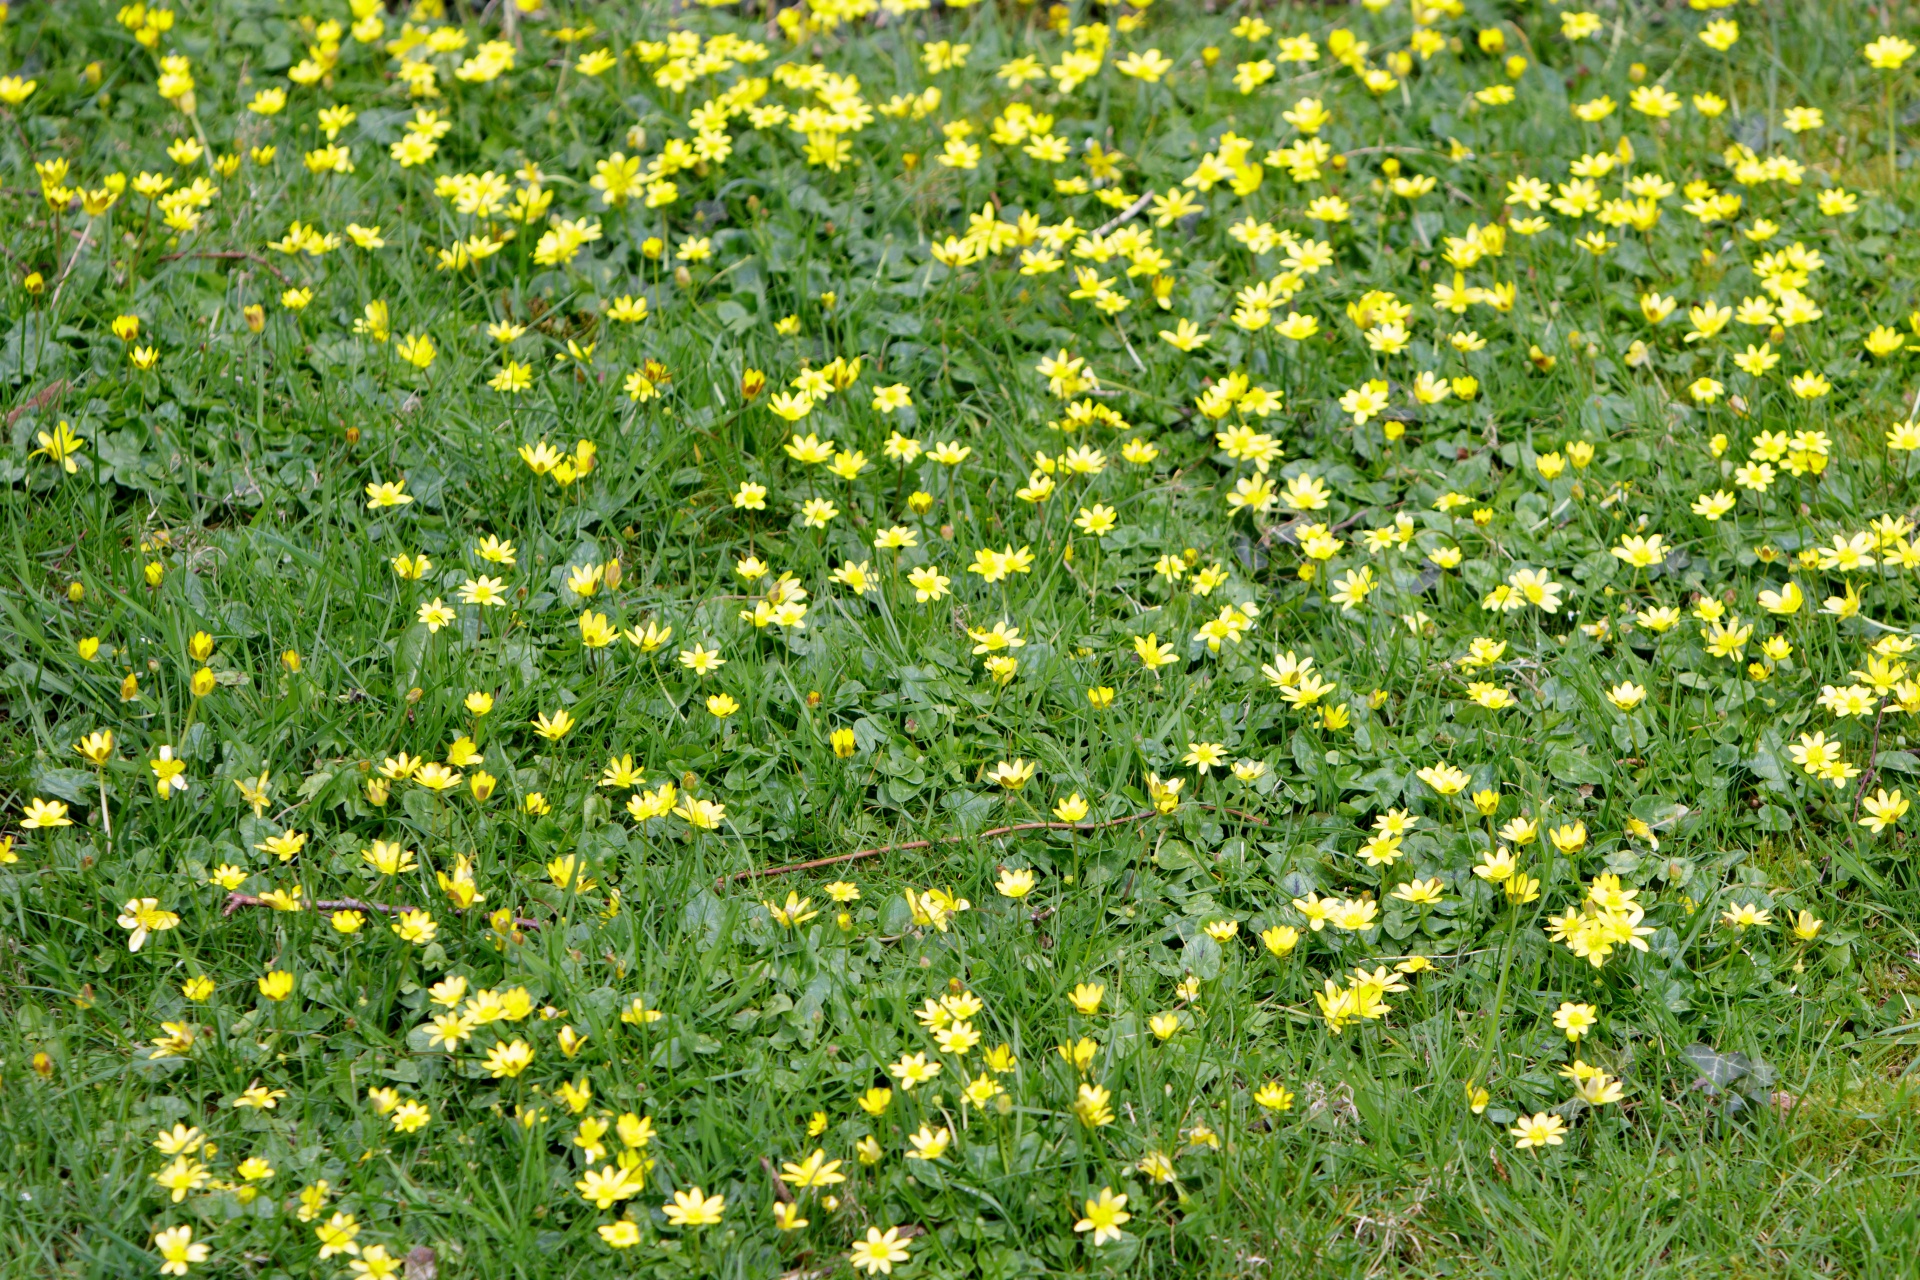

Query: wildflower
[
  {"left": 1074, "top": 1082, "right": 1115, "bottom": 1127},
  {"left": 154, "top": 1226, "right": 209, "bottom": 1276},
  {"left": 1550, "top": 822, "right": 1588, "bottom": 854},
  {"left": 118, "top": 898, "right": 180, "bottom": 952},
  {"left": 1511, "top": 1112, "right": 1567, "bottom": 1150},
  {"left": 1553, "top": 1002, "right": 1598, "bottom": 1041},
  {"left": 391, "top": 910, "right": 436, "bottom": 945},
  {"left": 1866, "top": 35, "right": 1916, "bottom": 69},
  {"left": 906, "top": 1124, "right": 952, "bottom": 1161},
  {"left": 1607, "top": 682, "right": 1647, "bottom": 711},
  {"left": 150, "top": 746, "right": 188, "bottom": 798},
  {"left": 1860, "top": 789, "right": 1909, "bottom": 833},
  {"left": 849, "top": 1227, "right": 913, "bottom": 1275},
  {"left": 663, "top": 1187, "right": 726, "bottom": 1227},
  {"left": 1254, "top": 1081, "right": 1296, "bottom": 1112},
  {"left": 1074, "top": 1188, "right": 1131, "bottom": 1246},
  {"left": 1416, "top": 762, "right": 1471, "bottom": 797},
  {"left": 21, "top": 797, "right": 73, "bottom": 829},
  {"left": 484, "top": 1039, "right": 534, "bottom": 1078}
]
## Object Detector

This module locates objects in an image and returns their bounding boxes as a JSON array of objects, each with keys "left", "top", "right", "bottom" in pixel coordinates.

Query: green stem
[{"left": 1471, "top": 905, "right": 1523, "bottom": 1087}]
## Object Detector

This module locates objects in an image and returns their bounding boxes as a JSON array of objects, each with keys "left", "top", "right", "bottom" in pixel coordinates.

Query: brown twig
[
  {"left": 46, "top": 228, "right": 95, "bottom": 315},
  {"left": 720, "top": 805, "right": 1267, "bottom": 887},
  {"left": 1851, "top": 704, "right": 1888, "bottom": 821},
  {"left": 760, "top": 1155, "right": 794, "bottom": 1203},
  {"left": 6, "top": 379, "right": 70, "bottom": 427},
  {"left": 157, "top": 250, "right": 289, "bottom": 282},
  {"left": 221, "top": 892, "right": 540, "bottom": 929},
  {"left": 1092, "top": 190, "right": 1154, "bottom": 237},
  {"left": 1338, "top": 145, "right": 1453, "bottom": 160},
  {"left": 723, "top": 811, "right": 1156, "bottom": 886}
]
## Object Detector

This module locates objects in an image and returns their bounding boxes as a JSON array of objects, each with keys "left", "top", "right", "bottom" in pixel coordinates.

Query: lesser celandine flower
[
  {"left": 1859, "top": 788, "right": 1909, "bottom": 832},
  {"left": 1074, "top": 1188, "right": 1131, "bottom": 1246},
  {"left": 988, "top": 758, "right": 1036, "bottom": 789},
  {"left": 1554, "top": 1002, "right": 1598, "bottom": 1041},
  {"left": 14, "top": 0, "right": 1920, "bottom": 1251},
  {"left": 118, "top": 898, "right": 179, "bottom": 952},
  {"left": 154, "top": 1225, "right": 208, "bottom": 1276},
  {"left": 532, "top": 708, "right": 576, "bottom": 740},
  {"left": 1416, "top": 762, "right": 1470, "bottom": 796},
  {"left": 849, "top": 1226, "right": 913, "bottom": 1274},
  {"left": 662, "top": 1187, "right": 726, "bottom": 1227},
  {"left": 21, "top": 797, "right": 72, "bottom": 829},
  {"left": 1607, "top": 682, "right": 1647, "bottom": 710},
  {"left": 1511, "top": 1112, "right": 1567, "bottom": 1150}
]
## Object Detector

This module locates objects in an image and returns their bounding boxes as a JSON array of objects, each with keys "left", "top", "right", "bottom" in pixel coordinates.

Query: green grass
[{"left": 5, "top": 0, "right": 1920, "bottom": 1276}]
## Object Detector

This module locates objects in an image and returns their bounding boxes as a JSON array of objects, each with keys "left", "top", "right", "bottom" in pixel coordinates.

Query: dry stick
[
  {"left": 721, "top": 811, "right": 1152, "bottom": 886},
  {"left": 221, "top": 891, "right": 541, "bottom": 929},
  {"left": 157, "top": 250, "right": 290, "bottom": 282},
  {"left": 1092, "top": 190, "right": 1154, "bottom": 238},
  {"left": 722, "top": 805, "right": 1267, "bottom": 887},
  {"left": 46, "top": 228, "right": 95, "bottom": 316},
  {"left": 760, "top": 1155, "right": 795, "bottom": 1204},
  {"left": 1833, "top": 703, "right": 1892, "bottom": 877},
  {"left": 7, "top": 379, "right": 70, "bottom": 427}
]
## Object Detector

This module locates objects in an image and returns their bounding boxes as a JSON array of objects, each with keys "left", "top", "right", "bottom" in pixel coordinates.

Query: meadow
[{"left": 4, "top": 0, "right": 1920, "bottom": 1275}]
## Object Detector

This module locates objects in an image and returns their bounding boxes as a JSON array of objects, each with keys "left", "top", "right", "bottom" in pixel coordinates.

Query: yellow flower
[
  {"left": 662, "top": 1186, "right": 726, "bottom": 1227},
  {"left": 1866, "top": 35, "right": 1916, "bottom": 69},
  {"left": 996, "top": 868, "right": 1037, "bottom": 898},
  {"left": 1606, "top": 682, "right": 1646, "bottom": 710},
  {"left": 1860, "top": 788, "right": 1909, "bottom": 833},
  {"left": 484, "top": 1038, "right": 535, "bottom": 1078},
  {"left": 533, "top": 708, "right": 576, "bottom": 740},
  {"left": 905, "top": 1123, "right": 952, "bottom": 1160},
  {"left": 1549, "top": 821, "right": 1588, "bottom": 854},
  {"left": 390, "top": 909, "right": 436, "bottom": 945},
  {"left": 848, "top": 1226, "right": 913, "bottom": 1274},
  {"left": 765, "top": 891, "right": 817, "bottom": 927},
  {"left": 576, "top": 1166, "right": 643, "bottom": 1211},
  {"left": 1074, "top": 1187, "right": 1131, "bottom": 1246},
  {"left": 154, "top": 1225, "right": 209, "bottom": 1276},
  {"left": 1416, "top": 762, "right": 1470, "bottom": 797},
  {"left": 364, "top": 479, "right": 411, "bottom": 508},
  {"left": 988, "top": 758, "right": 1037, "bottom": 790},
  {"left": 21, "top": 796, "right": 73, "bottom": 829},
  {"left": 674, "top": 794, "right": 726, "bottom": 830},
  {"left": 1553, "top": 1001, "right": 1598, "bottom": 1041},
  {"left": 1074, "top": 1081, "right": 1115, "bottom": 1127},
  {"left": 1510, "top": 1112, "right": 1567, "bottom": 1150}
]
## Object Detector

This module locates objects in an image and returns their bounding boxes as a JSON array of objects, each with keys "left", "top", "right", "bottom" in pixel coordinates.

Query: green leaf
[
  {"left": 1180, "top": 933, "right": 1222, "bottom": 980},
  {"left": 393, "top": 621, "right": 429, "bottom": 695},
  {"left": 1545, "top": 746, "right": 1608, "bottom": 786}
]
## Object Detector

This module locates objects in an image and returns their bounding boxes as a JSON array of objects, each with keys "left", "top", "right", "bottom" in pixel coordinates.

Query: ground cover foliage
[{"left": 4, "top": 0, "right": 1920, "bottom": 1275}]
